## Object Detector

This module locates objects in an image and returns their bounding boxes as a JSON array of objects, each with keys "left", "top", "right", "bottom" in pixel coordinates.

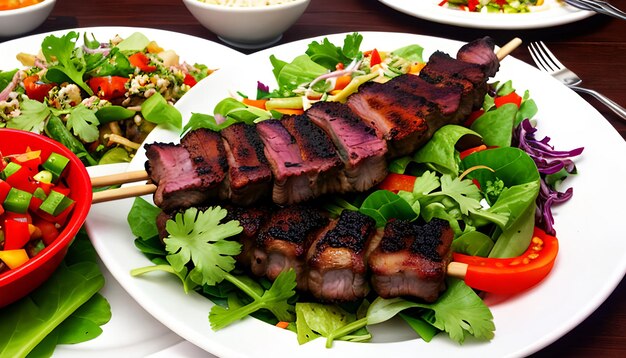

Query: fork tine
[
  {"left": 528, "top": 42, "right": 555, "bottom": 73},
  {"left": 536, "top": 41, "right": 566, "bottom": 70}
]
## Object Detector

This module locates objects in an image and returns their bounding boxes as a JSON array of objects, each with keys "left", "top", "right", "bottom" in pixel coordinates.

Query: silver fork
[
  {"left": 563, "top": 0, "right": 626, "bottom": 21},
  {"left": 528, "top": 41, "right": 626, "bottom": 120}
]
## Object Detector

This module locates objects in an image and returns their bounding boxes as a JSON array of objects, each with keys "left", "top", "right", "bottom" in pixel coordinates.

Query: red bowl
[{"left": 0, "top": 129, "right": 92, "bottom": 308}]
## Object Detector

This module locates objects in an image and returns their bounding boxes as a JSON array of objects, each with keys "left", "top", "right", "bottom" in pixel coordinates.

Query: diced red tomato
[
  {"left": 33, "top": 217, "right": 60, "bottom": 246},
  {"left": 129, "top": 52, "right": 157, "bottom": 73},
  {"left": 88, "top": 76, "right": 128, "bottom": 100},
  {"left": 494, "top": 91, "right": 523, "bottom": 108},
  {"left": 369, "top": 48, "right": 382, "bottom": 67},
  {"left": 0, "top": 180, "right": 10, "bottom": 203},
  {"left": 453, "top": 227, "right": 559, "bottom": 295},
  {"left": 467, "top": 0, "right": 479, "bottom": 11},
  {"left": 335, "top": 62, "right": 345, "bottom": 71},
  {"left": 378, "top": 173, "right": 417, "bottom": 193},
  {"left": 23, "top": 75, "right": 55, "bottom": 102},
  {"left": 183, "top": 73, "right": 197, "bottom": 87}
]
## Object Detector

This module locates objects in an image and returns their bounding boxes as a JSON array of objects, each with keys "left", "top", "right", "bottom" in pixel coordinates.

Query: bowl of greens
[{"left": 0, "top": 128, "right": 92, "bottom": 308}]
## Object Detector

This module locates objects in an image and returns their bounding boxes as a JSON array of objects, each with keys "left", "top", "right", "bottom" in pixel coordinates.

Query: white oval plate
[
  {"left": 0, "top": 27, "right": 244, "bottom": 356},
  {"left": 86, "top": 32, "right": 626, "bottom": 357},
  {"left": 378, "top": 0, "right": 594, "bottom": 29}
]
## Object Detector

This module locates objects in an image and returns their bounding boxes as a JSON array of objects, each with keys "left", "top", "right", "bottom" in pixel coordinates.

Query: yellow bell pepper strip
[
  {"left": 450, "top": 227, "right": 558, "bottom": 295},
  {"left": 0, "top": 249, "right": 29, "bottom": 269},
  {"left": 3, "top": 219, "right": 32, "bottom": 250}
]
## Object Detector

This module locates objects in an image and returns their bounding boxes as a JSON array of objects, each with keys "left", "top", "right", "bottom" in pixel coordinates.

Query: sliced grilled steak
[
  {"left": 281, "top": 114, "right": 344, "bottom": 196},
  {"left": 419, "top": 51, "right": 488, "bottom": 108},
  {"left": 387, "top": 74, "right": 466, "bottom": 121},
  {"left": 368, "top": 218, "right": 453, "bottom": 302},
  {"left": 457, "top": 37, "right": 499, "bottom": 78},
  {"left": 346, "top": 81, "right": 435, "bottom": 157},
  {"left": 179, "top": 128, "right": 228, "bottom": 201},
  {"left": 306, "top": 101, "right": 388, "bottom": 192},
  {"left": 145, "top": 143, "right": 214, "bottom": 212},
  {"left": 306, "top": 210, "right": 379, "bottom": 302},
  {"left": 252, "top": 205, "right": 329, "bottom": 290},
  {"left": 221, "top": 123, "right": 273, "bottom": 206}
]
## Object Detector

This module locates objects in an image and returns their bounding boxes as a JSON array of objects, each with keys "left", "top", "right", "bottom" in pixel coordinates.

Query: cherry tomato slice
[
  {"left": 453, "top": 227, "right": 558, "bottom": 295},
  {"left": 23, "top": 75, "right": 55, "bottom": 102}
]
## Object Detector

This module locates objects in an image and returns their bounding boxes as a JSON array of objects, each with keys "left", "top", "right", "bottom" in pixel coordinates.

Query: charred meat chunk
[
  {"left": 145, "top": 142, "right": 214, "bottom": 212},
  {"left": 306, "top": 101, "right": 388, "bottom": 192},
  {"left": 252, "top": 205, "right": 329, "bottom": 290},
  {"left": 221, "top": 123, "right": 273, "bottom": 206},
  {"left": 457, "top": 37, "right": 500, "bottom": 78},
  {"left": 368, "top": 218, "right": 453, "bottom": 302},
  {"left": 306, "top": 210, "right": 379, "bottom": 302}
]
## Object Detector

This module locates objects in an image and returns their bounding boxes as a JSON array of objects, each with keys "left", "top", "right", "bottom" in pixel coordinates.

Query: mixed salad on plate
[
  {"left": 439, "top": 0, "right": 549, "bottom": 13},
  {"left": 128, "top": 33, "right": 583, "bottom": 348},
  {"left": 0, "top": 31, "right": 213, "bottom": 166}
]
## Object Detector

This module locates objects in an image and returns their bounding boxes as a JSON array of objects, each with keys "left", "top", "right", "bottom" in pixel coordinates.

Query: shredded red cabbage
[{"left": 513, "top": 119, "right": 584, "bottom": 235}]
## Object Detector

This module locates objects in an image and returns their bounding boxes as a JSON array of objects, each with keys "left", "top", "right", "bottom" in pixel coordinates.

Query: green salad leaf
[
  {"left": 141, "top": 92, "right": 182, "bottom": 129},
  {"left": 305, "top": 32, "right": 363, "bottom": 69},
  {"left": 0, "top": 232, "right": 110, "bottom": 358},
  {"left": 41, "top": 32, "right": 93, "bottom": 95},
  {"left": 7, "top": 99, "right": 50, "bottom": 132}
]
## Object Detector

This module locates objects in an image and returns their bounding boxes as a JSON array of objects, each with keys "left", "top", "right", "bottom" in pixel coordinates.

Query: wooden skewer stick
[
  {"left": 496, "top": 37, "right": 523, "bottom": 61},
  {"left": 91, "top": 169, "right": 149, "bottom": 187},
  {"left": 92, "top": 184, "right": 157, "bottom": 204}
]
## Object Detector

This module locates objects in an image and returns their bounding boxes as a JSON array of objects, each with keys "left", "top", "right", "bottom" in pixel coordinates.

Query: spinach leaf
[
  {"left": 141, "top": 92, "right": 182, "bottom": 129},
  {"left": 0, "top": 233, "right": 109, "bottom": 358},
  {"left": 391, "top": 44, "right": 424, "bottom": 63},
  {"left": 413, "top": 125, "right": 482, "bottom": 176},
  {"left": 470, "top": 103, "right": 517, "bottom": 147},
  {"left": 127, "top": 196, "right": 162, "bottom": 241},
  {"left": 0, "top": 69, "right": 18, "bottom": 91},
  {"left": 95, "top": 105, "right": 136, "bottom": 124}
]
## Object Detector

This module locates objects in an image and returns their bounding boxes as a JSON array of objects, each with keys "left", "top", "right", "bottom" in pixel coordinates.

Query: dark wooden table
[{"left": 5, "top": 0, "right": 625, "bottom": 356}]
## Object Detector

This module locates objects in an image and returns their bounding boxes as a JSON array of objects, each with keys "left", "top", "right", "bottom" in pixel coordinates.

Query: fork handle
[{"left": 570, "top": 86, "right": 626, "bottom": 120}]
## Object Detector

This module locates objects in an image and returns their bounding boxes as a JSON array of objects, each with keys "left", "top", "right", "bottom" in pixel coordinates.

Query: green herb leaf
[
  {"left": 41, "top": 32, "right": 93, "bottom": 95},
  {"left": 0, "top": 233, "right": 109, "bottom": 357},
  {"left": 65, "top": 105, "right": 100, "bottom": 143},
  {"left": 164, "top": 207, "right": 243, "bottom": 286},
  {"left": 7, "top": 99, "right": 50, "bottom": 132}
]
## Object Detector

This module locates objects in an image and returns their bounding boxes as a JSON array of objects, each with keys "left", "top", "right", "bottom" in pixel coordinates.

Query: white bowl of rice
[{"left": 182, "top": 0, "right": 310, "bottom": 49}]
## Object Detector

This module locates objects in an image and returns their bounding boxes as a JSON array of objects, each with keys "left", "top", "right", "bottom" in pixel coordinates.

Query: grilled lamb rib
[
  {"left": 368, "top": 218, "right": 454, "bottom": 302},
  {"left": 306, "top": 210, "right": 379, "bottom": 302}
]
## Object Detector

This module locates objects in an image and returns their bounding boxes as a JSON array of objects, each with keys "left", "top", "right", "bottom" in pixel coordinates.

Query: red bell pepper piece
[
  {"left": 494, "top": 91, "right": 523, "bottom": 108},
  {"left": 183, "top": 73, "right": 197, "bottom": 87},
  {"left": 129, "top": 52, "right": 157, "bottom": 73},
  {"left": 377, "top": 173, "right": 417, "bottom": 193},
  {"left": 3, "top": 219, "right": 31, "bottom": 250}
]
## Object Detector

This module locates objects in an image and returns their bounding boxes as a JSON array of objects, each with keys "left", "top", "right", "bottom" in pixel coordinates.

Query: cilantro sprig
[
  {"left": 130, "top": 204, "right": 298, "bottom": 330},
  {"left": 41, "top": 31, "right": 93, "bottom": 95}
]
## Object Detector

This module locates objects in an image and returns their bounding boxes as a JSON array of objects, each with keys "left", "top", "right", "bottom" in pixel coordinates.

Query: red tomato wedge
[
  {"left": 88, "top": 76, "right": 128, "bottom": 100},
  {"left": 451, "top": 227, "right": 558, "bottom": 295},
  {"left": 377, "top": 173, "right": 417, "bottom": 193}
]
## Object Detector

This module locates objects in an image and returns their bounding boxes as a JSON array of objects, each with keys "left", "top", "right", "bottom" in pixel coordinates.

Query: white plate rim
[
  {"left": 378, "top": 0, "right": 595, "bottom": 29},
  {"left": 85, "top": 31, "right": 626, "bottom": 358}
]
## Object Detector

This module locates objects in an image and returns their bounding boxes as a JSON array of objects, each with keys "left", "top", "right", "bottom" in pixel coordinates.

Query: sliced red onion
[{"left": 0, "top": 71, "right": 20, "bottom": 102}]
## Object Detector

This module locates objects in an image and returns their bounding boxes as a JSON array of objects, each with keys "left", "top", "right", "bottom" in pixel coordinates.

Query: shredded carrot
[
  {"left": 242, "top": 97, "right": 268, "bottom": 110},
  {"left": 275, "top": 321, "right": 290, "bottom": 329},
  {"left": 334, "top": 74, "right": 352, "bottom": 91},
  {"left": 273, "top": 108, "right": 305, "bottom": 116}
]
